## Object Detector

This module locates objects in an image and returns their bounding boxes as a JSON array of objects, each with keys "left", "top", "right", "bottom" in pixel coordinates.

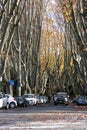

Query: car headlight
[{"left": 64, "top": 97, "right": 68, "bottom": 101}]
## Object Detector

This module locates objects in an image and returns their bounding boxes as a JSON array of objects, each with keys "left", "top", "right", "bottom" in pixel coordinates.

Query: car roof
[{"left": 56, "top": 92, "right": 68, "bottom": 95}]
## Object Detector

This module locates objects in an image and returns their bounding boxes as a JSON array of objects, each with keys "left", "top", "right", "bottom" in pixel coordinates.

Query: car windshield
[{"left": 56, "top": 93, "right": 67, "bottom": 97}]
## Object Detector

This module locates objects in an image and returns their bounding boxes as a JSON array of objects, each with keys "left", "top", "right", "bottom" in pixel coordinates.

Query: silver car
[{"left": 23, "top": 94, "right": 37, "bottom": 105}]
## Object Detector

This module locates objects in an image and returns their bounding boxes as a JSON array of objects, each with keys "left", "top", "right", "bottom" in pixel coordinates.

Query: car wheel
[
  {"left": 64, "top": 101, "right": 68, "bottom": 105},
  {"left": 5, "top": 103, "right": 9, "bottom": 109},
  {"left": 65, "top": 103, "right": 68, "bottom": 105},
  {"left": 34, "top": 101, "right": 38, "bottom": 106},
  {"left": 10, "top": 102, "right": 16, "bottom": 108}
]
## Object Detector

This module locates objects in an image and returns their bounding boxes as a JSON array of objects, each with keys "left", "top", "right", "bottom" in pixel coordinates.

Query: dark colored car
[
  {"left": 73, "top": 96, "right": 87, "bottom": 106},
  {"left": 54, "top": 92, "right": 69, "bottom": 105},
  {"left": 15, "top": 96, "right": 29, "bottom": 107}
]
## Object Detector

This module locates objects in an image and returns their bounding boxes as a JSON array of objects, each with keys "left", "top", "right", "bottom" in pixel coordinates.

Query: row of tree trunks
[
  {"left": 62, "top": 0, "right": 87, "bottom": 95},
  {"left": 0, "top": 0, "right": 44, "bottom": 96}
]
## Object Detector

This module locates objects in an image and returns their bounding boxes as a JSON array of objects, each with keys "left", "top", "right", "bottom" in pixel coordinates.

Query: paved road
[
  {"left": 0, "top": 103, "right": 87, "bottom": 130},
  {"left": 0, "top": 102, "right": 85, "bottom": 113}
]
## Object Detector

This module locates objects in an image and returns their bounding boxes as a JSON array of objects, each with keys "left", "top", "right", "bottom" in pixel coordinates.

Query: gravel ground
[
  {"left": 0, "top": 111, "right": 87, "bottom": 130},
  {"left": 0, "top": 103, "right": 87, "bottom": 130}
]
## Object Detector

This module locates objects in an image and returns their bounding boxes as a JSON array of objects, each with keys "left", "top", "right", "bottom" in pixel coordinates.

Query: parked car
[
  {"left": 39, "top": 96, "right": 49, "bottom": 104},
  {"left": 43, "top": 96, "right": 49, "bottom": 103},
  {"left": 39, "top": 96, "right": 44, "bottom": 104},
  {"left": 35, "top": 95, "right": 41, "bottom": 104},
  {"left": 23, "top": 94, "right": 37, "bottom": 105},
  {"left": 54, "top": 92, "right": 69, "bottom": 105},
  {"left": 5, "top": 94, "right": 17, "bottom": 108},
  {"left": 73, "top": 96, "right": 87, "bottom": 105},
  {"left": 0, "top": 92, "right": 9, "bottom": 109},
  {"left": 15, "top": 96, "right": 29, "bottom": 107}
]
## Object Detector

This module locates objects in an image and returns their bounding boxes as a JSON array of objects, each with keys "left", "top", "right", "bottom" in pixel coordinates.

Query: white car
[
  {"left": 5, "top": 94, "right": 17, "bottom": 108},
  {"left": 23, "top": 94, "right": 37, "bottom": 105},
  {"left": 0, "top": 92, "right": 9, "bottom": 109}
]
